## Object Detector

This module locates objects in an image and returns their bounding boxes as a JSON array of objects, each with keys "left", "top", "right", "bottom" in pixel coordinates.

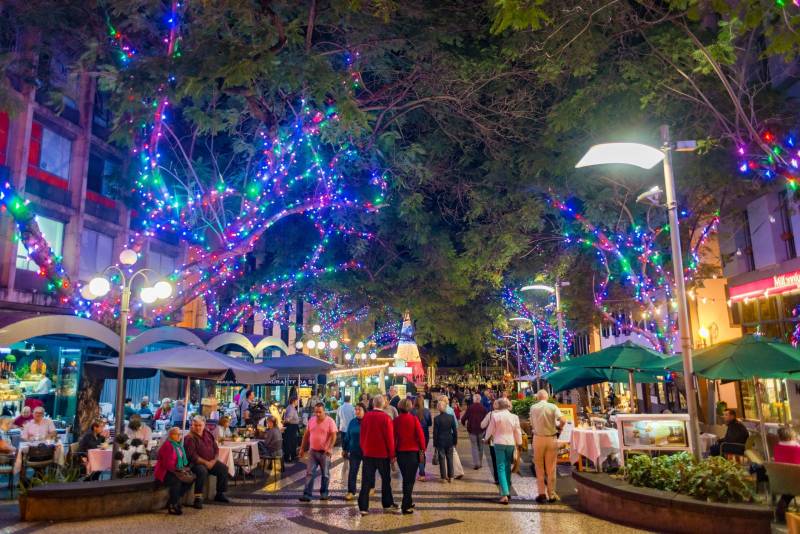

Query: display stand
[{"left": 615, "top": 413, "right": 691, "bottom": 465}]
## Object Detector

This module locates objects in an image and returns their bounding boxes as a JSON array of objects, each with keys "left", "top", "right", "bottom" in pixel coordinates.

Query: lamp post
[
  {"left": 521, "top": 279, "right": 570, "bottom": 361},
  {"left": 576, "top": 125, "right": 701, "bottom": 459},
  {"left": 83, "top": 249, "right": 173, "bottom": 477}
]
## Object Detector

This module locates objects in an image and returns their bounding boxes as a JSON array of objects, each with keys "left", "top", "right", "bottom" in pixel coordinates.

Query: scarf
[{"left": 170, "top": 439, "right": 188, "bottom": 469}]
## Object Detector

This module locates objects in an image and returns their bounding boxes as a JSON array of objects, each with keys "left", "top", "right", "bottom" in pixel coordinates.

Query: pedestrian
[
  {"left": 238, "top": 390, "right": 255, "bottom": 426},
  {"left": 388, "top": 386, "right": 401, "bottom": 409},
  {"left": 443, "top": 396, "right": 465, "bottom": 479},
  {"left": 183, "top": 416, "right": 231, "bottom": 508},
  {"left": 412, "top": 395, "right": 432, "bottom": 481},
  {"left": 394, "top": 398, "right": 425, "bottom": 514},
  {"left": 461, "top": 394, "right": 488, "bottom": 469},
  {"left": 342, "top": 403, "right": 366, "bottom": 501},
  {"left": 480, "top": 402, "right": 500, "bottom": 485},
  {"left": 283, "top": 397, "right": 300, "bottom": 463},
  {"left": 155, "top": 426, "right": 194, "bottom": 515},
  {"left": 336, "top": 395, "right": 356, "bottom": 446},
  {"left": 530, "top": 389, "right": 566, "bottom": 503},
  {"left": 357, "top": 394, "right": 398, "bottom": 516},
  {"left": 433, "top": 398, "right": 457, "bottom": 483},
  {"left": 485, "top": 398, "right": 522, "bottom": 505},
  {"left": 298, "top": 402, "right": 337, "bottom": 502},
  {"left": 383, "top": 397, "right": 398, "bottom": 420}
]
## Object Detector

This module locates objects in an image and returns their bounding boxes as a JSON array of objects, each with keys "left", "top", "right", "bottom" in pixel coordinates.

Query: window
[
  {"left": 87, "top": 153, "right": 119, "bottom": 196},
  {"left": 79, "top": 229, "right": 113, "bottom": 280},
  {"left": 148, "top": 250, "right": 176, "bottom": 277},
  {"left": 15, "top": 216, "right": 64, "bottom": 271},
  {"left": 39, "top": 128, "right": 71, "bottom": 180},
  {"left": 779, "top": 191, "right": 797, "bottom": 260}
]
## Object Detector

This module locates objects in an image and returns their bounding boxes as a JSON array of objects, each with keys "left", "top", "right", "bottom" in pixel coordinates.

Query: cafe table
[
  {"left": 14, "top": 440, "right": 66, "bottom": 474},
  {"left": 569, "top": 427, "right": 620, "bottom": 471},
  {"left": 86, "top": 441, "right": 156, "bottom": 474},
  {"left": 218, "top": 440, "right": 260, "bottom": 477}
]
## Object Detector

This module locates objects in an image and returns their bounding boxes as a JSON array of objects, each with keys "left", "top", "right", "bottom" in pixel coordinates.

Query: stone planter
[{"left": 573, "top": 471, "right": 772, "bottom": 534}]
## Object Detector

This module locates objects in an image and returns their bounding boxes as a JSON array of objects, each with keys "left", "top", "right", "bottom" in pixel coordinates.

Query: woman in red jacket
[
  {"left": 154, "top": 426, "right": 194, "bottom": 515},
  {"left": 393, "top": 398, "right": 426, "bottom": 514}
]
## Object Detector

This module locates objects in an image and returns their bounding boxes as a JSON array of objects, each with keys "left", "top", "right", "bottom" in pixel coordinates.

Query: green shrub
[
  {"left": 511, "top": 397, "right": 535, "bottom": 417},
  {"left": 622, "top": 452, "right": 753, "bottom": 503}
]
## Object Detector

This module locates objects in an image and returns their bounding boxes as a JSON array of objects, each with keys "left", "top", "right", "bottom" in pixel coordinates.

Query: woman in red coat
[
  {"left": 393, "top": 398, "right": 426, "bottom": 514},
  {"left": 155, "top": 426, "right": 194, "bottom": 515}
]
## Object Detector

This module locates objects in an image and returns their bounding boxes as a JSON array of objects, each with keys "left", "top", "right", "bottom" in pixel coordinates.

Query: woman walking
[
  {"left": 342, "top": 403, "right": 366, "bottom": 501},
  {"left": 394, "top": 399, "right": 426, "bottom": 514},
  {"left": 412, "top": 395, "right": 432, "bottom": 481},
  {"left": 433, "top": 399, "right": 457, "bottom": 483},
  {"left": 484, "top": 398, "right": 522, "bottom": 505}
]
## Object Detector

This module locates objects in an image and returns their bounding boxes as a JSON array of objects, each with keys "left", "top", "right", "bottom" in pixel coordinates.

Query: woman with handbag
[
  {"left": 393, "top": 398, "right": 426, "bottom": 514},
  {"left": 154, "top": 426, "right": 195, "bottom": 515},
  {"left": 483, "top": 398, "right": 522, "bottom": 505}
]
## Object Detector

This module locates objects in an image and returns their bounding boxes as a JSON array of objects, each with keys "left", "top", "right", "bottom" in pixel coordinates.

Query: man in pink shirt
[{"left": 299, "top": 403, "right": 338, "bottom": 502}]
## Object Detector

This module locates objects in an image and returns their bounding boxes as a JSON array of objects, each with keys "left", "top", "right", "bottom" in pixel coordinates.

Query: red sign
[{"left": 729, "top": 268, "right": 800, "bottom": 301}]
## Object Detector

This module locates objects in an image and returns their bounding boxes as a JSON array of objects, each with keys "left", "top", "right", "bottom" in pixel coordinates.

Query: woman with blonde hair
[{"left": 483, "top": 397, "right": 522, "bottom": 504}]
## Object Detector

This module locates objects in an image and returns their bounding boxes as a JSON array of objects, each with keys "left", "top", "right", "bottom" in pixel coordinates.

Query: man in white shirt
[
  {"left": 530, "top": 390, "right": 566, "bottom": 503},
  {"left": 336, "top": 395, "right": 356, "bottom": 439},
  {"left": 21, "top": 407, "right": 57, "bottom": 442}
]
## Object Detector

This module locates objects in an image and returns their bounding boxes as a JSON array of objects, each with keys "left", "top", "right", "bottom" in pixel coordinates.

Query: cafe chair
[
  {"left": 764, "top": 462, "right": 800, "bottom": 521},
  {"left": 0, "top": 453, "right": 15, "bottom": 497},
  {"left": 232, "top": 447, "right": 252, "bottom": 485},
  {"left": 23, "top": 445, "right": 55, "bottom": 482}
]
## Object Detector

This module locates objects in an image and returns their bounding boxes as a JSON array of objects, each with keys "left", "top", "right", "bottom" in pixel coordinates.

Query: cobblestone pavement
[{"left": 0, "top": 429, "right": 649, "bottom": 534}]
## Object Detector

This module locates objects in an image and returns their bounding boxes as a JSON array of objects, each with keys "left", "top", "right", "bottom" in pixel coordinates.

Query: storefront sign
[
  {"left": 262, "top": 378, "right": 315, "bottom": 386},
  {"left": 388, "top": 359, "right": 412, "bottom": 375},
  {"left": 729, "top": 267, "right": 800, "bottom": 301}
]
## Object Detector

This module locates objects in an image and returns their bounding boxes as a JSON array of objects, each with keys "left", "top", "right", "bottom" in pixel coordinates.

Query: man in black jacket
[
  {"left": 710, "top": 409, "right": 749, "bottom": 456},
  {"left": 433, "top": 399, "right": 457, "bottom": 482}
]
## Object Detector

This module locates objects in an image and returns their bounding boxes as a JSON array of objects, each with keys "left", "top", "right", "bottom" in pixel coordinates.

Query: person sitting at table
[
  {"left": 154, "top": 398, "right": 172, "bottom": 421},
  {"left": 138, "top": 397, "right": 153, "bottom": 418},
  {"left": 201, "top": 398, "right": 220, "bottom": 422},
  {"left": 710, "top": 409, "right": 749, "bottom": 457},
  {"left": 123, "top": 398, "right": 137, "bottom": 420},
  {"left": 78, "top": 419, "right": 106, "bottom": 480},
  {"left": 183, "top": 415, "right": 230, "bottom": 508},
  {"left": 0, "top": 416, "right": 15, "bottom": 454},
  {"left": 21, "top": 407, "right": 56, "bottom": 442},
  {"left": 773, "top": 426, "right": 800, "bottom": 522},
  {"left": 155, "top": 426, "right": 193, "bottom": 516},
  {"left": 169, "top": 400, "right": 187, "bottom": 428},
  {"left": 257, "top": 415, "right": 283, "bottom": 461},
  {"left": 125, "top": 414, "right": 153, "bottom": 443},
  {"left": 13, "top": 406, "right": 32, "bottom": 429},
  {"left": 216, "top": 415, "right": 233, "bottom": 442}
]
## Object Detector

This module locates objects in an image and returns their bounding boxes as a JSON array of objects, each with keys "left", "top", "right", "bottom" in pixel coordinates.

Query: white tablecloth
[
  {"left": 14, "top": 442, "right": 65, "bottom": 474},
  {"left": 569, "top": 428, "right": 620, "bottom": 469},
  {"left": 218, "top": 441, "right": 260, "bottom": 477}
]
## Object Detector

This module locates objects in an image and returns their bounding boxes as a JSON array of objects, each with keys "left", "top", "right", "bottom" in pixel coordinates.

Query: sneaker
[
  {"left": 359, "top": 510, "right": 369, "bottom": 516},
  {"left": 299, "top": 495, "right": 312, "bottom": 502},
  {"left": 320, "top": 495, "right": 330, "bottom": 501},
  {"left": 547, "top": 494, "right": 561, "bottom": 503},
  {"left": 214, "top": 493, "right": 230, "bottom": 503},
  {"left": 402, "top": 509, "right": 414, "bottom": 515},
  {"left": 345, "top": 493, "right": 354, "bottom": 501},
  {"left": 193, "top": 497, "right": 203, "bottom": 510},
  {"left": 535, "top": 495, "right": 548, "bottom": 504}
]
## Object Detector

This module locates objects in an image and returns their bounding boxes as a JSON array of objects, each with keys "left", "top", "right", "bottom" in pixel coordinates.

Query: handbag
[
  {"left": 174, "top": 467, "right": 196, "bottom": 484},
  {"left": 511, "top": 447, "right": 521, "bottom": 474},
  {"left": 432, "top": 447, "right": 439, "bottom": 465}
]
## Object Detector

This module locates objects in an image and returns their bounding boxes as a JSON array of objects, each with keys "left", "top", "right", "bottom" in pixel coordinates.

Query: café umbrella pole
[
  {"left": 182, "top": 377, "right": 191, "bottom": 432},
  {"left": 628, "top": 370, "right": 637, "bottom": 413},
  {"left": 753, "top": 377, "right": 770, "bottom": 461}
]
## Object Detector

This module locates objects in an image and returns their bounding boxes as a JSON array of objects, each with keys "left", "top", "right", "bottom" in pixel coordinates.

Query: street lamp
[
  {"left": 83, "top": 248, "right": 172, "bottom": 476},
  {"left": 575, "top": 125, "right": 701, "bottom": 458},
  {"left": 521, "top": 280, "right": 570, "bottom": 362}
]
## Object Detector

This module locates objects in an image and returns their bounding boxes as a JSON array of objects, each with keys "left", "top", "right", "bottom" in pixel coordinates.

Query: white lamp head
[
  {"left": 369, "top": 352, "right": 377, "bottom": 360},
  {"left": 329, "top": 340, "right": 339, "bottom": 350},
  {"left": 357, "top": 341, "right": 365, "bottom": 349},
  {"left": 306, "top": 340, "right": 316, "bottom": 349},
  {"left": 345, "top": 352, "right": 353, "bottom": 360},
  {"left": 154, "top": 280, "right": 172, "bottom": 300},
  {"left": 88, "top": 277, "right": 111, "bottom": 298},
  {"left": 119, "top": 249, "right": 139, "bottom": 266},
  {"left": 360, "top": 353, "right": 367, "bottom": 361},
  {"left": 312, "top": 324, "right": 321, "bottom": 334},
  {"left": 79, "top": 285, "right": 96, "bottom": 300},
  {"left": 520, "top": 284, "right": 555, "bottom": 294},
  {"left": 295, "top": 341, "right": 304, "bottom": 350},
  {"left": 318, "top": 341, "right": 327, "bottom": 350},
  {"left": 140, "top": 286, "right": 157, "bottom": 304},
  {"left": 575, "top": 143, "right": 665, "bottom": 170}
]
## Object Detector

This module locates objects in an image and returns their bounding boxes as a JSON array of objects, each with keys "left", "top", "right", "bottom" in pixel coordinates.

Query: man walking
[
  {"left": 336, "top": 395, "right": 356, "bottom": 446},
  {"left": 299, "top": 403, "right": 338, "bottom": 502},
  {"left": 530, "top": 390, "right": 566, "bottom": 503},
  {"left": 183, "top": 416, "right": 230, "bottom": 508},
  {"left": 461, "top": 394, "right": 488, "bottom": 469},
  {"left": 358, "top": 394, "right": 398, "bottom": 515}
]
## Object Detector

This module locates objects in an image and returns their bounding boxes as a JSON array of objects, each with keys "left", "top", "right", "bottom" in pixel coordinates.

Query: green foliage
[
  {"left": 623, "top": 452, "right": 754, "bottom": 503},
  {"left": 511, "top": 397, "right": 535, "bottom": 417},
  {"left": 19, "top": 466, "right": 82, "bottom": 496},
  {"left": 490, "top": 0, "right": 550, "bottom": 34}
]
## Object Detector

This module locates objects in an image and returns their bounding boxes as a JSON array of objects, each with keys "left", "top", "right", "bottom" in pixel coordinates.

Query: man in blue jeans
[{"left": 298, "top": 403, "right": 337, "bottom": 502}]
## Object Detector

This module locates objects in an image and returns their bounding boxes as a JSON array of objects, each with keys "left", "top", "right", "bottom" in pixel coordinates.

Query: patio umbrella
[
  {"left": 88, "top": 347, "right": 276, "bottom": 429},
  {"left": 261, "top": 353, "right": 335, "bottom": 376},
  {"left": 544, "top": 366, "right": 662, "bottom": 393},
  {"left": 553, "top": 341, "right": 674, "bottom": 411}
]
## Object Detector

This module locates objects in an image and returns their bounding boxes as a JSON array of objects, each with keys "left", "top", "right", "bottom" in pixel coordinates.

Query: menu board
[
  {"left": 557, "top": 404, "right": 577, "bottom": 425},
  {"left": 616, "top": 414, "right": 691, "bottom": 456}
]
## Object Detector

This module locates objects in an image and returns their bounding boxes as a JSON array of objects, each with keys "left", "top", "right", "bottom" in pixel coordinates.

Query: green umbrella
[
  {"left": 554, "top": 341, "right": 671, "bottom": 371},
  {"left": 544, "top": 366, "right": 663, "bottom": 393},
  {"left": 677, "top": 336, "right": 800, "bottom": 380}
]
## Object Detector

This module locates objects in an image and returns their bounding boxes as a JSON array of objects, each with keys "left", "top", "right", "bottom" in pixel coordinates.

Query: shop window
[
  {"left": 15, "top": 215, "right": 64, "bottom": 271},
  {"left": 39, "top": 127, "right": 71, "bottom": 180},
  {"left": 759, "top": 297, "right": 779, "bottom": 322},
  {"left": 740, "top": 379, "right": 791, "bottom": 423},
  {"left": 79, "top": 228, "right": 113, "bottom": 280},
  {"left": 148, "top": 250, "right": 176, "bottom": 277},
  {"left": 741, "top": 300, "right": 757, "bottom": 323},
  {"left": 87, "top": 153, "right": 119, "bottom": 197}
]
